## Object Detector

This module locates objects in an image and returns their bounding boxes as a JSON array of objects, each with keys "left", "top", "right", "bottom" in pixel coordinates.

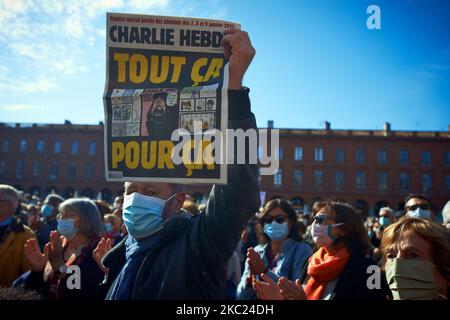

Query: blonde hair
[{"left": 381, "top": 217, "right": 450, "bottom": 278}]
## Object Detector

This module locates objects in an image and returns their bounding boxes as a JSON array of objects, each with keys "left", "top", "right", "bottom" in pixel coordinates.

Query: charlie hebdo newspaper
[{"left": 103, "top": 13, "right": 240, "bottom": 184}]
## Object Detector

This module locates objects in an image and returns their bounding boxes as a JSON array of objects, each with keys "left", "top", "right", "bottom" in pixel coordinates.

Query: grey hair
[
  {"left": 379, "top": 207, "right": 394, "bottom": 216},
  {"left": 59, "top": 198, "right": 103, "bottom": 238},
  {"left": 44, "top": 194, "right": 64, "bottom": 204},
  {"left": 442, "top": 201, "right": 450, "bottom": 225},
  {"left": 0, "top": 184, "right": 20, "bottom": 211}
]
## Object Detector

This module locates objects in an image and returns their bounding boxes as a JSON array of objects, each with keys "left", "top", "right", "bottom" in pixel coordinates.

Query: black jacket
[
  {"left": 298, "top": 252, "right": 390, "bottom": 300},
  {"left": 102, "top": 89, "right": 260, "bottom": 299}
]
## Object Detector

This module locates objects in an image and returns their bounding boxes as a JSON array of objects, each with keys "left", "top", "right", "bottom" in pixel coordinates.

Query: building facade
[{"left": 1, "top": 121, "right": 449, "bottom": 216}]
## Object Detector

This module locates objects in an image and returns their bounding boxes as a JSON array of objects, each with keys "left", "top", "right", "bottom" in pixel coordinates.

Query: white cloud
[
  {"left": 88, "top": 36, "right": 95, "bottom": 47},
  {"left": 129, "top": 0, "right": 169, "bottom": 9},
  {"left": 0, "top": 104, "right": 44, "bottom": 112},
  {"left": 0, "top": 77, "right": 58, "bottom": 93},
  {"left": 96, "top": 28, "right": 106, "bottom": 38},
  {"left": 0, "top": 0, "right": 229, "bottom": 97},
  {"left": 64, "top": 4, "right": 84, "bottom": 38}
]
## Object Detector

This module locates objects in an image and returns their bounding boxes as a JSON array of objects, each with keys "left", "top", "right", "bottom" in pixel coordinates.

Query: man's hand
[
  {"left": 247, "top": 247, "right": 266, "bottom": 275},
  {"left": 221, "top": 29, "right": 255, "bottom": 90},
  {"left": 93, "top": 237, "right": 112, "bottom": 273}
]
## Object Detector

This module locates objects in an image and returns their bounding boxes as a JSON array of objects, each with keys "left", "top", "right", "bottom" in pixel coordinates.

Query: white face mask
[{"left": 311, "top": 222, "right": 344, "bottom": 247}]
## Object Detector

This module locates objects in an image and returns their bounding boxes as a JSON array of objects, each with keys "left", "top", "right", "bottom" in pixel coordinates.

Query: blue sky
[{"left": 0, "top": 0, "right": 449, "bottom": 131}]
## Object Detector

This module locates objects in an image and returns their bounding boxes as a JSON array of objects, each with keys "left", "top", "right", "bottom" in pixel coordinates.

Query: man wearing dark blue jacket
[{"left": 102, "top": 28, "right": 260, "bottom": 300}]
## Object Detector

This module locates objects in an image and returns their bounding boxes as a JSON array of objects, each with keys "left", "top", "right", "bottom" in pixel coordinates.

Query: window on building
[
  {"left": 88, "top": 141, "right": 96, "bottom": 156},
  {"left": 400, "top": 149, "right": 408, "bottom": 165},
  {"left": 19, "top": 140, "right": 27, "bottom": 153},
  {"left": 0, "top": 160, "right": 5, "bottom": 176},
  {"left": 314, "top": 147, "right": 323, "bottom": 162},
  {"left": 400, "top": 173, "right": 409, "bottom": 192},
  {"left": 36, "top": 140, "right": 45, "bottom": 153},
  {"left": 421, "top": 151, "right": 431, "bottom": 166},
  {"left": 16, "top": 160, "right": 24, "bottom": 179},
  {"left": 378, "top": 172, "right": 387, "bottom": 192},
  {"left": 71, "top": 141, "right": 79, "bottom": 155},
  {"left": 68, "top": 162, "right": 77, "bottom": 177},
  {"left": 335, "top": 171, "right": 344, "bottom": 192},
  {"left": 356, "top": 171, "right": 366, "bottom": 190},
  {"left": 445, "top": 151, "right": 450, "bottom": 165},
  {"left": 293, "top": 169, "right": 303, "bottom": 189},
  {"left": 294, "top": 147, "right": 303, "bottom": 161},
  {"left": 50, "top": 161, "right": 58, "bottom": 181},
  {"left": 356, "top": 149, "right": 365, "bottom": 164},
  {"left": 1, "top": 139, "right": 11, "bottom": 153},
  {"left": 314, "top": 170, "right": 323, "bottom": 190},
  {"left": 422, "top": 174, "right": 432, "bottom": 193},
  {"left": 335, "top": 148, "right": 344, "bottom": 163},
  {"left": 54, "top": 141, "right": 62, "bottom": 154},
  {"left": 275, "top": 147, "right": 283, "bottom": 161},
  {"left": 32, "top": 160, "right": 41, "bottom": 176},
  {"left": 274, "top": 169, "right": 282, "bottom": 187},
  {"left": 86, "top": 161, "right": 95, "bottom": 178},
  {"left": 377, "top": 149, "right": 387, "bottom": 164}
]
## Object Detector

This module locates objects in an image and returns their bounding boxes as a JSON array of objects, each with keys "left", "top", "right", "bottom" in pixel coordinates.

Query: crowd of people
[{"left": 0, "top": 182, "right": 449, "bottom": 300}]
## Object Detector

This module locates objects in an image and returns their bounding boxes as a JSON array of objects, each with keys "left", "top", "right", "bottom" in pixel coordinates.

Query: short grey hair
[
  {"left": 0, "top": 184, "right": 20, "bottom": 211},
  {"left": 379, "top": 207, "right": 394, "bottom": 216},
  {"left": 442, "top": 201, "right": 450, "bottom": 225},
  {"left": 59, "top": 198, "right": 103, "bottom": 238},
  {"left": 44, "top": 194, "right": 64, "bottom": 204}
]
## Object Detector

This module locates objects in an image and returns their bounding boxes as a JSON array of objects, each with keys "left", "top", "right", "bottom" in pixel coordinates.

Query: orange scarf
[{"left": 303, "top": 246, "right": 350, "bottom": 300}]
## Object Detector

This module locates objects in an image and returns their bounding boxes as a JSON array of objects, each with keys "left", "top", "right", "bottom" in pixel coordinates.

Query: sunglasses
[
  {"left": 405, "top": 204, "right": 430, "bottom": 211},
  {"left": 313, "top": 214, "right": 330, "bottom": 225},
  {"left": 263, "top": 215, "right": 287, "bottom": 224}
]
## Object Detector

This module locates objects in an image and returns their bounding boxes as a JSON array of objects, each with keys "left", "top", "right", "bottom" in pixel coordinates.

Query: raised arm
[{"left": 190, "top": 29, "right": 260, "bottom": 260}]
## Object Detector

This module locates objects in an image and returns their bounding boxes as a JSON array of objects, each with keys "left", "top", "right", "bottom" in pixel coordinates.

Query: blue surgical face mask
[
  {"left": 104, "top": 222, "right": 113, "bottom": 233},
  {"left": 379, "top": 216, "right": 390, "bottom": 227},
  {"left": 407, "top": 208, "right": 431, "bottom": 220},
  {"left": 264, "top": 221, "right": 289, "bottom": 241},
  {"left": 122, "top": 192, "right": 174, "bottom": 240},
  {"left": 41, "top": 204, "right": 54, "bottom": 218},
  {"left": 57, "top": 219, "right": 79, "bottom": 240}
]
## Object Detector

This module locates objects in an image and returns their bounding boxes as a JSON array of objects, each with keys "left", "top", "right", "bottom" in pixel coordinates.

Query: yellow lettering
[
  {"left": 202, "top": 140, "right": 216, "bottom": 169},
  {"left": 111, "top": 142, "right": 125, "bottom": 168},
  {"left": 141, "top": 141, "right": 157, "bottom": 169},
  {"left": 150, "top": 55, "right": 170, "bottom": 83},
  {"left": 157, "top": 141, "right": 174, "bottom": 169},
  {"left": 203, "top": 58, "right": 223, "bottom": 82},
  {"left": 125, "top": 141, "right": 140, "bottom": 169},
  {"left": 170, "top": 56, "right": 186, "bottom": 83},
  {"left": 190, "top": 58, "right": 208, "bottom": 86},
  {"left": 129, "top": 54, "right": 148, "bottom": 83},
  {"left": 113, "top": 53, "right": 130, "bottom": 83}
]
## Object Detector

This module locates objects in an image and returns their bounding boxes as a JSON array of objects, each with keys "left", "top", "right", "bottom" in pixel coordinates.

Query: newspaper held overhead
[{"left": 103, "top": 13, "right": 240, "bottom": 184}]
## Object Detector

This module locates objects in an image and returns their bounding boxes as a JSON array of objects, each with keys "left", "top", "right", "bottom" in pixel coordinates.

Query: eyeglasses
[
  {"left": 405, "top": 204, "right": 430, "bottom": 212},
  {"left": 313, "top": 214, "right": 330, "bottom": 225},
  {"left": 263, "top": 215, "right": 287, "bottom": 224}
]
